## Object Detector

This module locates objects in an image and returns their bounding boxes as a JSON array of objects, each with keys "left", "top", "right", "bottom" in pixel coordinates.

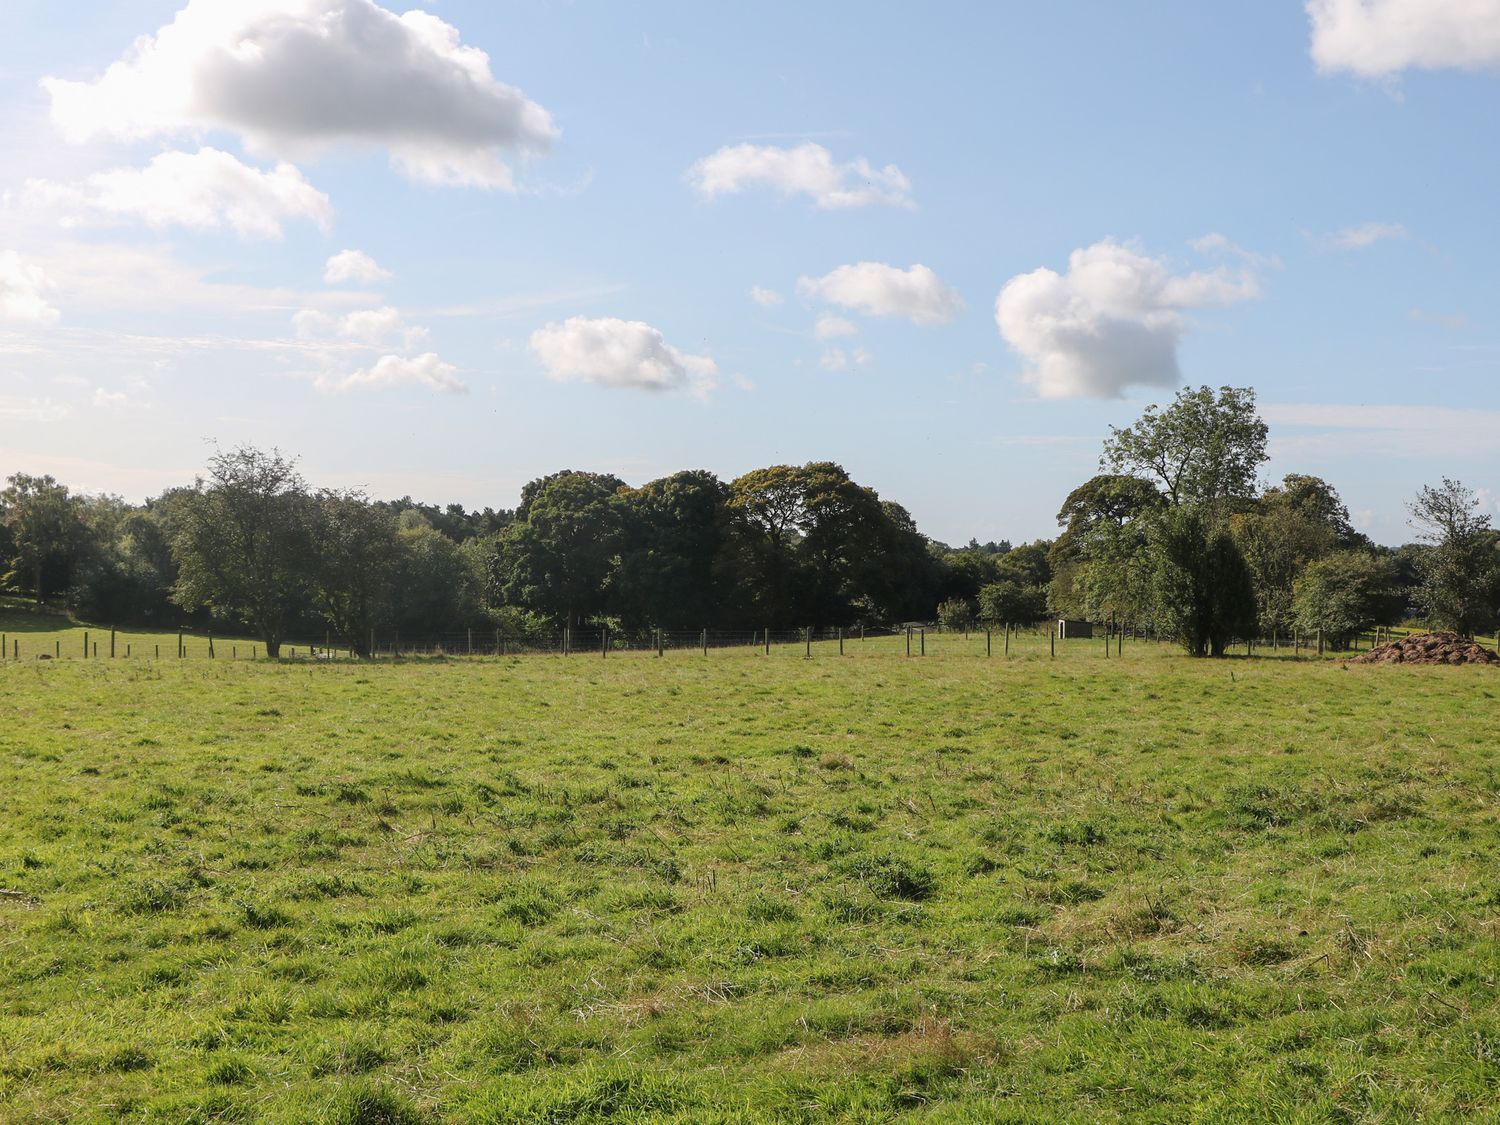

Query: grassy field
[{"left": 1, "top": 630, "right": 1498, "bottom": 1122}]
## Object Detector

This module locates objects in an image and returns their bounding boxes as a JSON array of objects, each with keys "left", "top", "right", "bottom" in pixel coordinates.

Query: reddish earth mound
[{"left": 1351, "top": 632, "right": 1500, "bottom": 666}]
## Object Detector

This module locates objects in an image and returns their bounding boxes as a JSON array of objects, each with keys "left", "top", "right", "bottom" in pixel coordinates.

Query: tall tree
[
  {"left": 1148, "top": 505, "right": 1257, "bottom": 657},
  {"left": 170, "top": 447, "right": 311, "bottom": 658},
  {"left": 1292, "top": 551, "right": 1399, "bottom": 649},
  {"left": 1, "top": 473, "right": 86, "bottom": 602},
  {"left": 1049, "top": 475, "right": 1163, "bottom": 625},
  {"left": 1102, "top": 385, "right": 1268, "bottom": 512},
  {"left": 615, "top": 470, "right": 730, "bottom": 630},
  {"left": 307, "top": 491, "right": 403, "bottom": 657},
  {"left": 1407, "top": 478, "right": 1499, "bottom": 636},
  {"left": 489, "top": 471, "right": 626, "bottom": 628}
]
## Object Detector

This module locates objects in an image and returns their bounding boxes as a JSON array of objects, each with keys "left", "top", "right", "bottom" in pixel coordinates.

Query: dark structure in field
[{"left": 1057, "top": 619, "right": 1093, "bottom": 639}]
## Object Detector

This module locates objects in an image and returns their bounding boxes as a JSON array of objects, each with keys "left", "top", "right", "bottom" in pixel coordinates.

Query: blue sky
[{"left": 2, "top": 0, "right": 1497, "bottom": 545}]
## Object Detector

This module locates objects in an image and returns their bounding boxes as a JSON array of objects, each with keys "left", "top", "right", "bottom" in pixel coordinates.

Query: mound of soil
[{"left": 1351, "top": 632, "right": 1500, "bottom": 666}]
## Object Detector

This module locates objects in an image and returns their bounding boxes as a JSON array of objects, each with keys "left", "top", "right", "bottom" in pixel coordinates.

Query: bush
[{"left": 936, "top": 598, "right": 976, "bottom": 632}]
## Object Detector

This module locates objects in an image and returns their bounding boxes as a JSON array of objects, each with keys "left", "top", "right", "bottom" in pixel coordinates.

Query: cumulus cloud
[
  {"left": 814, "top": 313, "right": 857, "bottom": 339},
  {"left": 0, "top": 251, "right": 61, "bottom": 325},
  {"left": 798, "top": 262, "right": 963, "bottom": 325},
  {"left": 994, "top": 238, "right": 1261, "bottom": 400},
  {"left": 530, "top": 315, "right": 718, "bottom": 394},
  {"left": 687, "top": 143, "right": 912, "bottom": 209},
  {"left": 42, "top": 0, "right": 557, "bottom": 189},
  {"left": 1307, "top": 0, "right": 1500, "bottom": 75},
  {"left": 25, "top": 147, "right": 330, "bottom": 239},
  {"left": 1324, "top": 221, "right": 1408, "bottom": 249},
  {"left": 749, "top": 286, "right": 784, "bottom": 308},
  {"left": 324, "top": 352, "right": 464, "bottom": 393},
  {"left": 324, "top": 249, "right": 391, "bottom": 284}
]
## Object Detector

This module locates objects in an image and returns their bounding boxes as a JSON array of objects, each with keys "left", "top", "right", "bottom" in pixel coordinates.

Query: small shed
[{"left": 1057, "top": 619, "right": 1093, "bottom": 639}]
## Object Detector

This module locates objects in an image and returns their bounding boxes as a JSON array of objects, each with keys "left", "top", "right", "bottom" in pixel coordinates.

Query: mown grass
[{"left": 1, "top": 636, "right": 1498, "bottom": 1122}]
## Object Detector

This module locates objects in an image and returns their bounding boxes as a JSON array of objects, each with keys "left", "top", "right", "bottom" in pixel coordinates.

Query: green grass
[{"left": 2, "top": 631, "right": 1498, "bottom": 1121}]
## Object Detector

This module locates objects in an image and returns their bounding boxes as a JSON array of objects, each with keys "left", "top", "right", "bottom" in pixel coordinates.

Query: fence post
[
  {"left": 764, "top": 628, "right": 770, "bottom": 657},
  {"left": 1004, "top": 623, "right": 1010, "bottom": 657},
  {"left": 55, "top": 640, "right": 60, "bottom": 659},
  {"left": 602, "top": 625, "right": 608, "bottom": 658},
  {"left": 111, "top": 629, "right": 116, "bottom": 658},
  {"left": 1317, "top": 627, "right": 1324, "bottom": 657},
  {"left": 84, "top": 631, "right": 89, "bottom": 658},
  {"left": 920, "top": 628, "right": 926, "bottom": 656},
  {"left": 839, "top": 627, "right": 844, "bottom": 656},
  {"left": 1050, "top": 628, "right": 1055, "bottom": 659},
  {"left": 986, "top": 629, "right": 991, "bottom": 657},
  {"left": 805, "top": 628, "right": 811, "bottom": 659},
  {"left": 906, "top": 626, "right": 911, "bottom": 657},
  {"left": 93, "top": 643, "right": 97, "bottom": 658}
]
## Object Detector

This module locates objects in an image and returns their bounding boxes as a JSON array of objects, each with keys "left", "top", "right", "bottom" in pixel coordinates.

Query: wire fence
[{"left": 0, "top": 621, "right": 1461, "bottom": 663}]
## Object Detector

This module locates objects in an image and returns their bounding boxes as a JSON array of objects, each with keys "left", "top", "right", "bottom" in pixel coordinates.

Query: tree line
[{"left": 3, "top": 387, "right": 1497, "bottom": 658}]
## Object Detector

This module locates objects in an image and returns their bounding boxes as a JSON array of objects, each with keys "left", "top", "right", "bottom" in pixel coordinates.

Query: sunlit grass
[{"left": 1, "top": 617, "right": 1497, "bottom": 1121}]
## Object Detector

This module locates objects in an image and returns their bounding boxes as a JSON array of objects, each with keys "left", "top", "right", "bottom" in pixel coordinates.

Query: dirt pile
[{"left": 1351, "top": 632, "right": 1500, "bottom": 666}]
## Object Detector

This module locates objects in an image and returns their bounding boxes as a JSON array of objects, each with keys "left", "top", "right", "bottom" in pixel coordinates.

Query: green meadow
[{"left": 2, "top": 618, "right": 1498, "bottom": 1122}]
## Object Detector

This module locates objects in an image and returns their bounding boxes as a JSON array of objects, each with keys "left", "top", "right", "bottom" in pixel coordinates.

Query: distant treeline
[{"left": 3, "top": 385, "right": 1497, "bottom": 657}]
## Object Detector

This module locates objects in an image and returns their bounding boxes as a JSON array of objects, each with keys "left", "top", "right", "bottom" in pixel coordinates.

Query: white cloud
[
  {"left": 293, "top": 304, "right": 430, "bottom": 350},
  {"left": 750, "top": 286, "right": 784, "bottom": 308},
  {"left": 324, "top": 352, "right": 465, "bottom": 393},
  {"left": 25, "top": 147, "right": 330, "bottom": 239},
  {"left": 798, "top": 262, "right": 963, "bottom": 325},
  {"left": 819, "top": 346, "right": 872, "bottom": 372},
  {"left": 994, "top": 238, "right": 1261, "bottom": 399},
  {"left": 530, "top": 315, "right": 718, "bottom": 394},
  {"left": 1191, "top": 231, "right": 1281, "bottom": 268},
  {"left": 339, "top": 307, "right": 400, "bottom": 344},
  {"left": 0, "top": 252, "right": 61, "bottom": 325},
  {"left": 92, "top": 387, "right": 129, "bottom": 409},
  {"left": 42, "top": 0, "right": 557, "bottom": 189},
  {"left": 814, "top": 313, "right": 857, "bottom": 339},
  {"left": 687, "top": 143, "right": 912, "bottom": 209},
  {"left": 1324, "top": 221, "right": 1408, "bottom": 249},
  {"left": 324, "top": 249, "right": 391, "bottom": 284},
  {"left": 1307, "top": 0, "right": 1500, "bottom": 76}
]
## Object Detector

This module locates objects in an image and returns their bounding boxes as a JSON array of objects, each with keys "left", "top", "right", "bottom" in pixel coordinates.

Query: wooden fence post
[
  {"left": 920, "top": 628, "right": 925, "bottom": 656},
  {"left": 805, "top": 628, "right": 811, "bottom": 659},
  {"left": 84, "top": 631, "right": 89, "bottom": 658}
]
